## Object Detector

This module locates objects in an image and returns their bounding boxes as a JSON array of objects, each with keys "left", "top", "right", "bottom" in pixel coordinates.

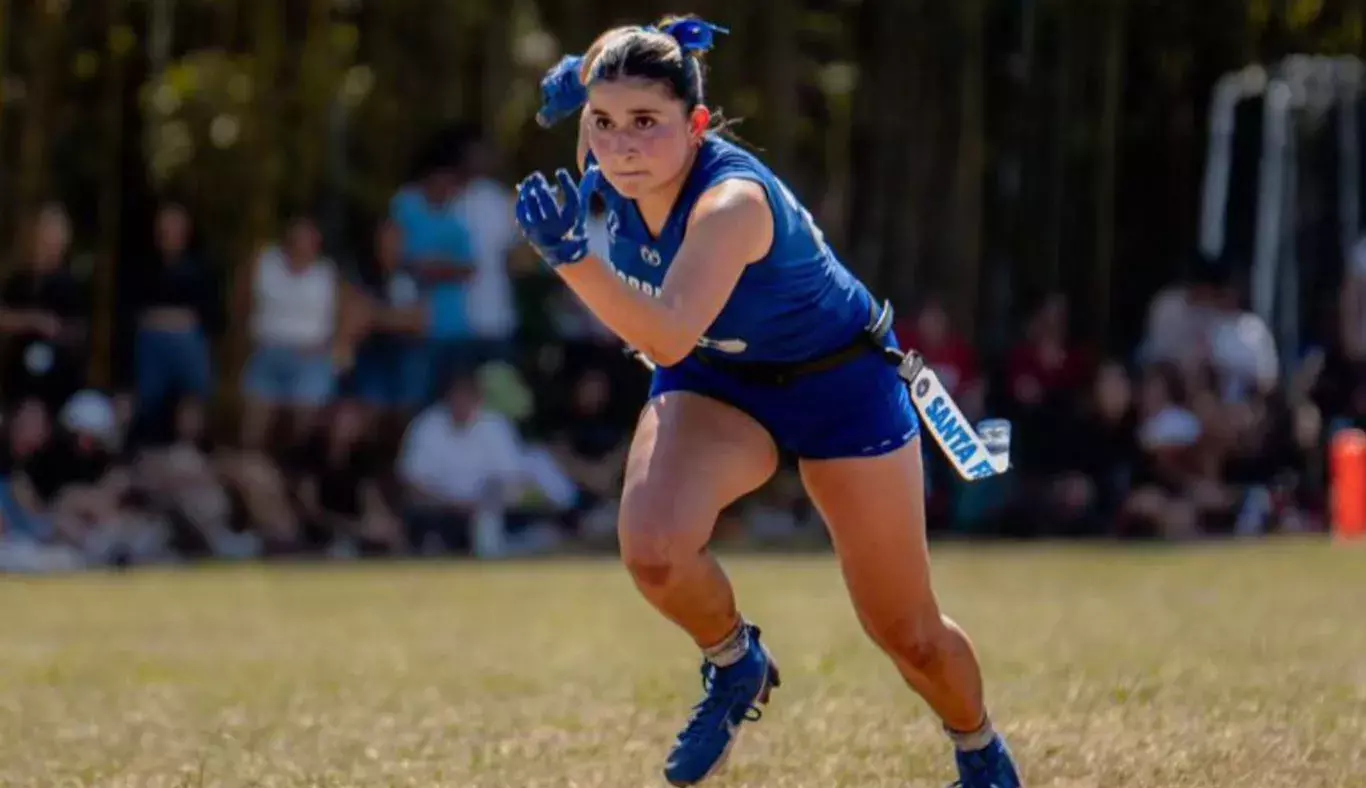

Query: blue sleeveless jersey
[{"left": 594, "top": 137, "right": 875, "bottom": 364}]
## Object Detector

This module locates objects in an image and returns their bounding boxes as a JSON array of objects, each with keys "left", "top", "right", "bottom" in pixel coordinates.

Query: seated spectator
[
  {"left": 1123, "top": 363, "right": 1233, "bottom": 539},
  {"left": 215, "top": 445, "right": 302, "bottom": 556},
  {"left": 1006, "top": 293, "right": 1091, "bottom": 465},
  {"left": 130, "top": 395, "right": 259, "bottom": 560},
  {"left": 1139, "top": 257, "right": 1223, "bottom": 370},
  {"left": 3, "top": 391, "right": 163, "bottom": 566},
  {"left": 239, "top": 214, "right": 339, "bottom": 451},
  {"left": 1024, "top": 360, "right": 1139, "bottom": 537},
  {"left": 0, "top": 400, "right": 83, "bottom": 572},
  {"left": 294, "top": 399, "right": 403, "bottom": 558},
  {"left": 0, "top": 400, "right": 62, "bottom": 545},
  {"left": 0, "top": 203, "right": 89, "bottom": 412},
  {"left": 131, "top": 202, "right": 222, "bottom": 419},
  {"left": 1205, "top": 270, "right": 1279, "bottom": 403},
  {"left": 397, "top": 371, "right": 523, "bottom": 557},
  {"left": 544, "top": 368, "right": 630, "bottom": 541}
]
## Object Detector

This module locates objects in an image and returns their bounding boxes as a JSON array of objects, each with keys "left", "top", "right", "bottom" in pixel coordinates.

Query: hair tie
[{"left": 657, "top": 18, "right": 728, "bottom": 55}]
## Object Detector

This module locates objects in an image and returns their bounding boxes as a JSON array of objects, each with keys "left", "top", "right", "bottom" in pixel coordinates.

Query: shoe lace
[{"left": 676, "top": 663, "right": 763, "bottom": 746}]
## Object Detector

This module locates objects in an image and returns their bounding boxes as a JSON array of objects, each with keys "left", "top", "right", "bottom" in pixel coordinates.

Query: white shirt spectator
[
  {"left": 1210, "top": 309, "right": 1278, "bottom": 401},
  {"left": 397, "top": 405, "right": 523, "bottom": 505},
  {"left": 250, "top": 246, "right": 338, "bottom": 348},
  {"left": 1141, "top": 285, "right": 1215, "bottom": 367},
  {"left": 452, "top": 177, "right": 519, "bottom": 341}
]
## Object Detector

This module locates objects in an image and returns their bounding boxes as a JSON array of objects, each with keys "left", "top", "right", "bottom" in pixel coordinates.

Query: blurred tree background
[{"left": 0, "top": 0, "right": 1363, "bottom": 390}]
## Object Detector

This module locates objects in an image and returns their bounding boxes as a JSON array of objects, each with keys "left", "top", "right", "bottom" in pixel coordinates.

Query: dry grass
[{"left": 1, "top": 539, "right": 1364, "bottom": 787}]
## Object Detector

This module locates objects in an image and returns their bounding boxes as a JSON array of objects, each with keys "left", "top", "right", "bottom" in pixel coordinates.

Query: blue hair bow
[{"left": 657, "top": 18, "right": 729, "bottom": 54}]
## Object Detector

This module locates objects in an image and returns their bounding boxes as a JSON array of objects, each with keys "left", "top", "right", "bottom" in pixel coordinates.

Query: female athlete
[{"left": 514, "top": 16, "right": 1023, "bottom": 788}]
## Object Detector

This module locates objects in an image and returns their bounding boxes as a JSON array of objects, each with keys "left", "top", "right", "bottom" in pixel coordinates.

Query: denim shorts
[
  {"left": 243, "top": 345, "right": 335, "bottom": 406},
  {"left": 649, "top": 335, "right": 920, "bottom": 460},
  {"left": 350, "top": 338, "right": 427, "bottom": 409}
]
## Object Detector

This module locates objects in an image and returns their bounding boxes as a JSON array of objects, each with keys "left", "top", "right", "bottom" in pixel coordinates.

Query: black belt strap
[{"left": 690, "top": 299, "right": 898, "bottom": 387}]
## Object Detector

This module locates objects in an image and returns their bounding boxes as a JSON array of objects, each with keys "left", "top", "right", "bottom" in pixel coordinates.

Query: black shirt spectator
[
  {"left": 0, "top": 267, "right": 89, "bottom": 410},
  {"left": 3, "top": 429, "right": 111, "bottom": 505},
  {"left": 128, "top": 254, "right": 224, "bottom": 336}
]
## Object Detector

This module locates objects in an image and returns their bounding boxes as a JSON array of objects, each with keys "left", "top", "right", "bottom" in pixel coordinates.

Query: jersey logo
[
  {"left": 606, "top": 211, "right": 619, "bottom": 244},
  {"left": 640, "top": 246, "right": 662, "bottom": 267}
]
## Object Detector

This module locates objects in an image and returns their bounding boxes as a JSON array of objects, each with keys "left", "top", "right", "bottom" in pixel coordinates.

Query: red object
[{"left": 1330, "top": 428, "right": 1366, "bottom": 542}]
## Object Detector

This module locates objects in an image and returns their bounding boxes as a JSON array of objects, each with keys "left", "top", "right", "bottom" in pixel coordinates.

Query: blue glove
[
  {"left": 536, "top": 54, "right": 587, "bottom": 129},
  {"left": 516, "top": 167, "right": 595, "bottom": 267}
]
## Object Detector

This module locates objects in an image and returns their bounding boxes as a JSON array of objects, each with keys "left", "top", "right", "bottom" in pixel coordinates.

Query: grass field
[{"left": 2, "top": 539, "right": 1364, "bottom": 787}]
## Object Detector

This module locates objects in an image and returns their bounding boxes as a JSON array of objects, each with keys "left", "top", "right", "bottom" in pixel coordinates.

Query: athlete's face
[{"left": 586, "top": 78, "right": 707, "bottom": 199}]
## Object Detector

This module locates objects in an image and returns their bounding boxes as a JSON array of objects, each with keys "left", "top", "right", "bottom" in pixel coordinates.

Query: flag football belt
[{"left": 688, "top": 300, "right": 897, "bottom": 387}]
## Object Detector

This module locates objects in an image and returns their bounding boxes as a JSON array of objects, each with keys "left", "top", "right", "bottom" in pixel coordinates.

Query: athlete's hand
[
  {"left": 516, "top": 167, "right": 590, "bottom": 267},
  {"left": 536, "top": 54, "right": 587, "bottom": 129}
]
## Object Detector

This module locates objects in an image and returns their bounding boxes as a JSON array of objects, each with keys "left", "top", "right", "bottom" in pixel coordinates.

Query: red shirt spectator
[
  {"left": 895, "top": 300, "right": 984, "bottom": 419},
  {"left": 1007, "top": 293, "right": 1091, "bottom": 407}
]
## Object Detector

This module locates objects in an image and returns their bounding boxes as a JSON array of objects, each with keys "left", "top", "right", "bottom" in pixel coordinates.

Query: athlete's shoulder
[{"left": 696, "top": 135, "right": 770, "bottom": 179}]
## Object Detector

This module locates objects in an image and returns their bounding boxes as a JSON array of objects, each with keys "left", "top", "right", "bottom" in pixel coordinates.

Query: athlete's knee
[
  {"left": 861, "top": 608, "right": 954, "bottom": 674},
  {"left": 616, "top": 485, "right": 710, "bottom": 588}
]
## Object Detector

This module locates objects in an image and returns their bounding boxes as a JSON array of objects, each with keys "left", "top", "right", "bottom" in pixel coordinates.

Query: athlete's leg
[
  {"left": 618, "top": 390, "right": 778, "bottom": 647},
  {"left": 799, "top": 438, "right": 984, "bottom": 727},
  {"left": 800, "top": 438, "right": 1021, "bottom": 786},
  {"left": 618, "top": 390, "right": 782, "bottom": 787}
]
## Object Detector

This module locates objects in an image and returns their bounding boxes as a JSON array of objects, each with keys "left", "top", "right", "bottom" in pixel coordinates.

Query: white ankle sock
[
  {"left": 702, "top": 621, "right": 750, "bottom": 667},
  {"left": 946, "top": 715, "right": 996, "bottom": 752}
]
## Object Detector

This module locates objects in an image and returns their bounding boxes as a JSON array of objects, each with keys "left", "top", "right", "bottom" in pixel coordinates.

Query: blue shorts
[
  {"left": 243, "top": 345, "right": 335, "bottom": 406},
  {"left": 350, "top": 338, "right": 427, "bottom": 410},
  {"left": 649, "top": 338, "right": 920, "bottom": 460}
]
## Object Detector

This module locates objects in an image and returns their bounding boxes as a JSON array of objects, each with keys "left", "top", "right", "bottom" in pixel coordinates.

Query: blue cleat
[
  {"left": 663, "top": 624, "right": 781, "bottom": 786},
  {"left": 951, "top": 733, "right": 1023, "bottom": 788}
]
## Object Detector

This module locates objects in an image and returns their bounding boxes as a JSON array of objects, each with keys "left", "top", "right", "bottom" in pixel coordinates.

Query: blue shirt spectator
[{"left": 390, "top": 181, "right": 475, "bottom": 341}]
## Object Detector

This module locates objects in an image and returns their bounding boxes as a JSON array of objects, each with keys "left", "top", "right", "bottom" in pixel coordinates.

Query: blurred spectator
[
  {"left": 294, "top": 399, "right": 403, "bottom": 558},
  {"left": 448, "top": 130, "right": 525, "bottom": 362},
  {"left": 1140, "top": 259, "right": 1222, "bottom": 370},
  {"left": 895, "top": 296, "right": 986, "bottom": 525},
  {"left": 1008, "top": 292, "right": 1090, "bottom": 409},
  {"left": 0, "top": 399, "right": 61, "bottom": 546},
  {"left": 390, "top": 140, "right": 477, "bottom": 403},
  {"left": 397, "top": 371, "right": 523, "bottom": 557},
  {"left": 895, "top": 296, "right": 985, "bottom": 420},
  {"left": 130, "top": 202, "right": 223, "bottom": 417},
  {"left": 1123, "top": 363, "right": 1232, "bottom": 539},
  {"left": 341, "top": 218, "right": 428, "bottom": 423},
  {"left": 131, "top": 395, "right": 259, "bottom": 560},
  {"left": 1207, "top": 286, "right": 1279, "bottom": 404},
  {"left": 2, "top": 391, "right": 162, "bottom": 565},
  {"left": 544, "top": 368, "right": 629, "bottom": 540},
  {"left": 239, "top": 215, "right": 339, "bottom": 450},
  {"left": 1007, "top": 292, "right": 1091, "bottom": 476},
  {"left": 0, "top": 400, "right": 83, "bottom": 571},
  {"left": 1022, "top": 360, "right": 1139, "bottom": 537},
  {"left": 0, "top": 203, "right": 89, "bottom": 411}
]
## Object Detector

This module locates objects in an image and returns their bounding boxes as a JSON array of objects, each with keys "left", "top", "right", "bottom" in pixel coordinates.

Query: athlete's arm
[{"left": 555, "top": 179, "right": 773, "bottom": 367}]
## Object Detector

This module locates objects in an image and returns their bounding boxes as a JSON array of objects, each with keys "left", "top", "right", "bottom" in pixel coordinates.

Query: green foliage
[{"left": 2, "top": 0, "right": 1366, "bottom": 353}]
